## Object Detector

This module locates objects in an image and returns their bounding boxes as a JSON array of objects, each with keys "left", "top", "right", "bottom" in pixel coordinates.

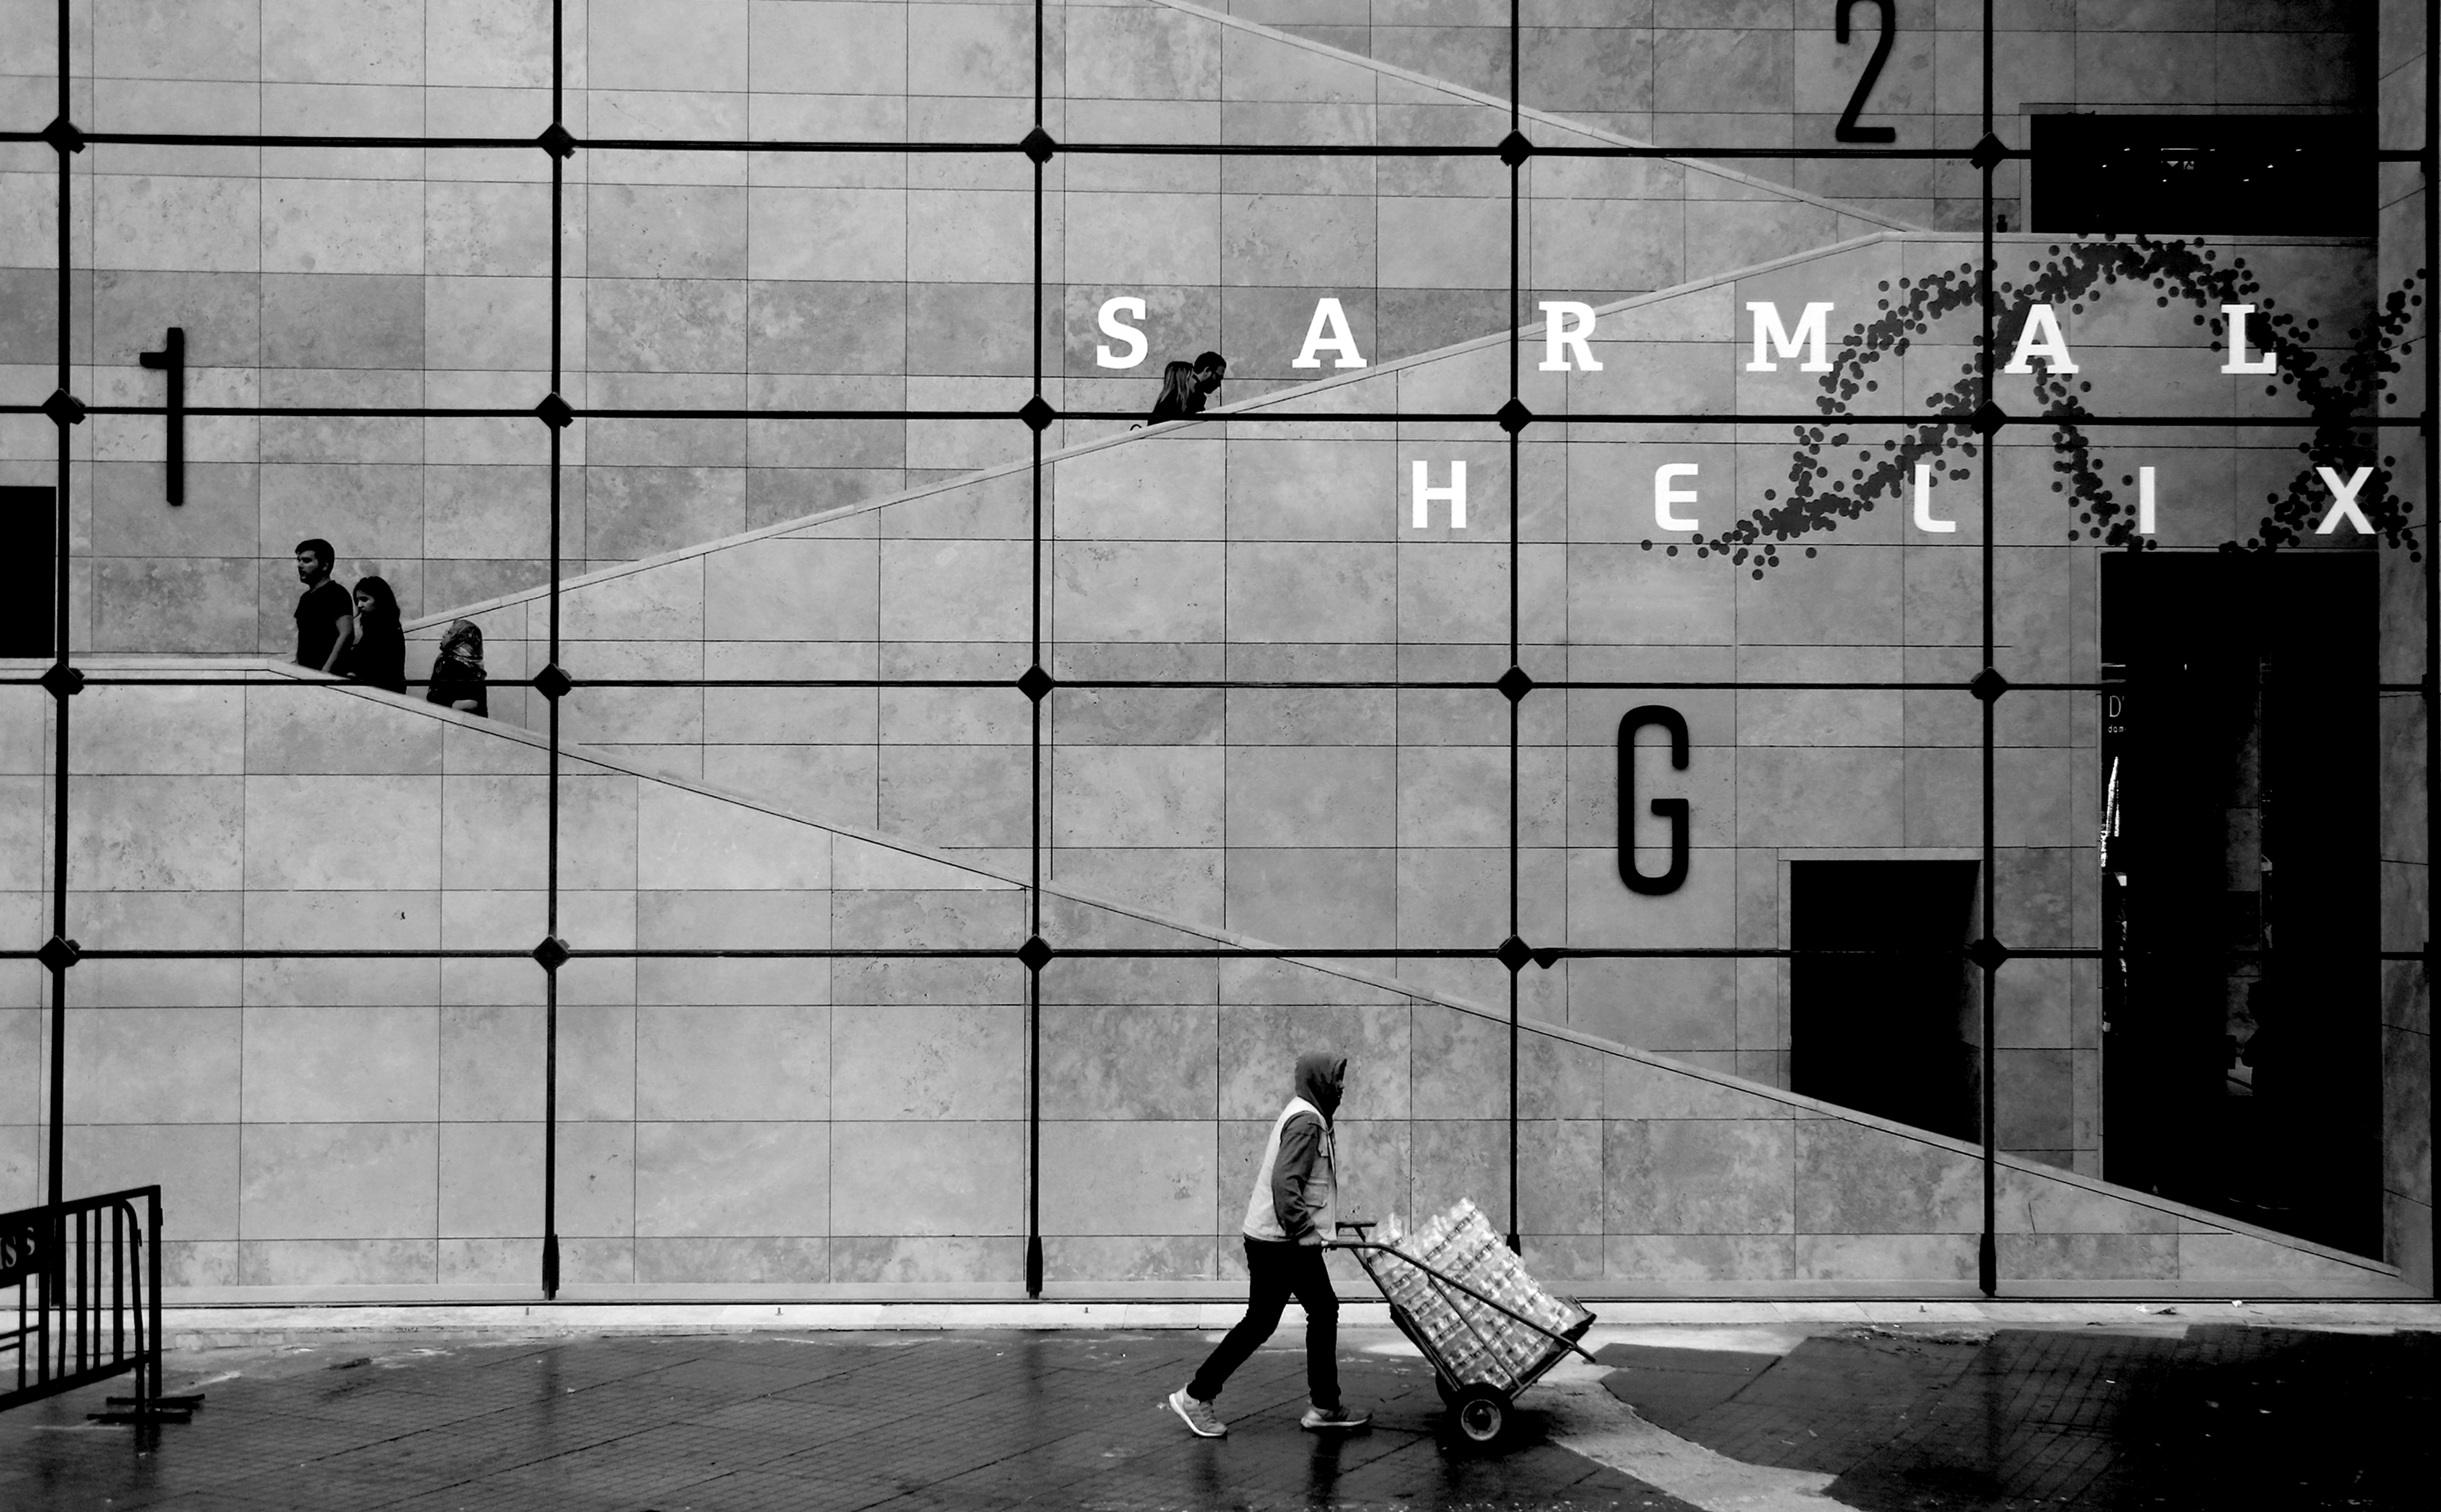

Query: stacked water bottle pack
[{"left": 1372, "top": 1199, "right": 1591, "bottom": 1390}]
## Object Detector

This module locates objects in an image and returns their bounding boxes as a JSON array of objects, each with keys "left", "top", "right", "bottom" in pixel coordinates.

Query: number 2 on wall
[{"left": 1835, "top": 0, "right": 1897, "bottom": 144}]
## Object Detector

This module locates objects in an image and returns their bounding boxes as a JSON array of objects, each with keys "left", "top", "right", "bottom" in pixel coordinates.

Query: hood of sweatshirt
[{"left": 1294, "top": 1050, "right": 1347, "bottom": 1122}]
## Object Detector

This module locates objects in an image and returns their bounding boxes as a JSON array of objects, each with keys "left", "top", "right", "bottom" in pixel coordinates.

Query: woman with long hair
[
  {"left": 425, "top": 618, "right": 488, "bottom": 717},
  {"left": 338, "top": 574, "right": 407, "bottom": 694},
  {"left": 1146, "top": 359, "right": 1200, "bottom": 424}
]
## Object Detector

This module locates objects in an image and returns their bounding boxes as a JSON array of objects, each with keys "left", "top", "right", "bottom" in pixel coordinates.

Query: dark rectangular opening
[
  {"left": 1790, "top": 860, "right": 1982, "bottom": 1143},
  {"left": 2100, "top": 549, "right": 2379, "bottom": 1257},
  {"left": 2031, "top": 114, "right": 2374, "bottom": 237},
  {"left": 1, "top": 488, "right": 54, "bottom": 659}
]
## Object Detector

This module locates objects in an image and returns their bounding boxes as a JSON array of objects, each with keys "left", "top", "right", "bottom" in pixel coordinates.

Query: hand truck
[{"left": 1330, "top": 1220, "right": 1599, "bottom": 1445}]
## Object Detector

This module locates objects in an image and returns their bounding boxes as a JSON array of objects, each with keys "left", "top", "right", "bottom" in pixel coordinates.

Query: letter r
[{"left": 1538, "top": 301, "right": 1603, "bottom": 372}]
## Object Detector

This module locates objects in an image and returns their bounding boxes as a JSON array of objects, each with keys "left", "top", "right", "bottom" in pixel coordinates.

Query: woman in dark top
[
  {"left": 339, "top": 575, "right": 408, "bottom": 694},
  {"left": 1145, "top": 360, "right": 1200, "bottom": 424},
  {"left": 425, "top": 618, "right": 488, "bottom": 717}
]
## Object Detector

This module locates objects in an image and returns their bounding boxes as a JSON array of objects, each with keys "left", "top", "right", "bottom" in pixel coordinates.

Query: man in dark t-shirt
[
  {"left": 293, "top": 537, "right": 353, "bottom": 673},
  {"left": 1189, "top": 350, "right": 1225, "bottom": 412}
]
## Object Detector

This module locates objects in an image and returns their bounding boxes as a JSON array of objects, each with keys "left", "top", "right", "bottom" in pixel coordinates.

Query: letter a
[
  {"left": 1292, "top": 297, "right": 1367, "bottom": 369},
  {"left": 1095, "top": 296, "right": 1147, "bottom": 369},
  {"left": 1538, "top": 301, "right": 1603, "bottom": 372},
  {"left": 1654, "top": 463, "right": 1700, "bottom": 533},
  {"left": 1745, "top": 302, "right": 1834, "bottom": 372},
  {"left": 2004, "top": 304, "right": 2079, "bottom": 374},
  {"left": 2315, "top": 466, "right": 2374, "bottom": 534}
]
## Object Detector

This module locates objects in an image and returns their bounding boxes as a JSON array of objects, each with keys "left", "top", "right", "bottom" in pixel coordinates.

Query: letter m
[{"left": 1745, "top": 301, "right": 1835, "bottom": 373}]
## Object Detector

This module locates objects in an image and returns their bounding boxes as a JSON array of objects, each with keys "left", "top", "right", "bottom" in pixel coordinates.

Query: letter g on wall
[{"left": 1617, "top": 706, "right": 1690, "bottom": 896}]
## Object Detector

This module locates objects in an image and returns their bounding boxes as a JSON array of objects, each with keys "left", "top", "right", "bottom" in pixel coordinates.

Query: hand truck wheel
[{"left": 1453, "top": 1385, "right": 1509, "bottom": 1445}]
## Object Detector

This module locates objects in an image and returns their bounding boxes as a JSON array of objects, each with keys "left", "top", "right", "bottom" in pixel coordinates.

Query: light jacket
[{"left": 1241, "top": 1052, "right": 1345, "bottom": 1245}]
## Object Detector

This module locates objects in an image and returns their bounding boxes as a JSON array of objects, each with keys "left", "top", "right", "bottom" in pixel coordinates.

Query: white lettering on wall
[
  {"left": 1412, "top": 460, "right": 1467, "bottom": 529},
  {"left": 1911, "top": 463, "right": 1955, "bottom": 533},
  {"left": 2003, "top": 304, "right": 2079, "bottom": 374},
  {"left": 1654, "top": 463, "right": 1700, "bottom": 532},
  {"left": 2315, "top": 465, "right": 2375, "bottom": 534},
  {"left": 1537, "top": 301, "right": 1604, "bottom": 372},
  {"left": 2219, "top": 305, "right": 2277, "bottom": 374},
  {"left": 1744, "top": 302, "right": 1835, "bottom": 372},
  {"left": 1292, "top": 297, "right": 1367, "bottom": 369},
  {"left": 1094, "top": 296, "right": 1148, "bottom": 369}
]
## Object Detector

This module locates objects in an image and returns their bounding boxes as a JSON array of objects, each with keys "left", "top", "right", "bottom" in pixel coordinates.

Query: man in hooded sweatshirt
[{"left": 1169, "top": 1050, "right": 1371, "bottom": 1436}]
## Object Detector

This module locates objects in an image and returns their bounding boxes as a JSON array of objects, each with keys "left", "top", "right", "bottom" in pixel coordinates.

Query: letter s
[{"left": 1096, "top": 296, "right": 1148, "bottom": 369}]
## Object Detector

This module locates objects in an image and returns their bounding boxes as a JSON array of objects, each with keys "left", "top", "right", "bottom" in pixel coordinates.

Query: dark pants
[{"left": 1188, "top": 1237, "right": 1339, "bottom": 1409}]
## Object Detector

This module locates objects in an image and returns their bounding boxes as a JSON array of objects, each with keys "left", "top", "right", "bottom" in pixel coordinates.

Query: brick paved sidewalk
[
  {"left": 1600, "top": 1324, "right": 2441, "bottom": 1511},
  {"left": 0, "top": 1332, "right": 1693, "bottom": 1512},
  {"left": 13, "top": 1321, "right": 2437, "bottom": 1510}
]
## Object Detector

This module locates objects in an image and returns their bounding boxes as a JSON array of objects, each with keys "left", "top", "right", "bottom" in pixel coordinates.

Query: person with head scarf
[
  {"left": 336, "top": 574, "right": 406, "bottom": 695},
  {"left": 1171, "top": 1050, "right": 1370, "bottom": 1437},
  {"left": 425, "top": 619, "right": 488, "bottom": 717}
]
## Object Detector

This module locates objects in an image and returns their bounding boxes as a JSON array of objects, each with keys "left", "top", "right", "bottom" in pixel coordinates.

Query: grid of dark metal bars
[{"left": 4, "top": 1, "right": 2436, "bottom": 1300}]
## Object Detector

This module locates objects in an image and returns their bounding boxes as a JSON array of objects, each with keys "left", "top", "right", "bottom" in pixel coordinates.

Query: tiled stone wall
[
  {"left": 0, "top": 0, "right": 1897, "bottom": 657},
  {"left": 430, "top": 229, "right": 2382, "bottom": 1181},
  {"left": 0, "top": 662, "right": 2401, "bottom": 1295},
  {"left": 2375, "top": 0, "right": 2431, "bottom": 1292},
  {"left": 0, "top": 3, "right": 2415, "bottom": 1290},
  {"left": 1212, "top": 0, "right": 2373, "bottom": 229}
]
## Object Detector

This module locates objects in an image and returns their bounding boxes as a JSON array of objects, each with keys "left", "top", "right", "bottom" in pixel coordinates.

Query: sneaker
[
  {"left": 1300, "top": 1404, "right": 1372, "bottom": 1431},
  {"left": 1170, "top": 1385, "right": 1226, "bottom": 1437}
]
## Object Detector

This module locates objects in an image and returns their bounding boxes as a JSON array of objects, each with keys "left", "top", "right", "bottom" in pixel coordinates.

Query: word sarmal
[{"left": 1098, "top": 296, "right": 2300, "bottom": 382}]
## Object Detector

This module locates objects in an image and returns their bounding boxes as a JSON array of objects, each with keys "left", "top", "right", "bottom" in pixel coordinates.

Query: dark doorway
[
  {"left": 2100, "top": 550, "right": 2379, "bottom": 1257},
  {"left": 2030, "top": 114, "right": 2373, "bottom": 238},
  {"left": 1790, "top": 860, "right": 1982, "bottom": 1143},
  {"left": 1, "top": 487, "right": 54, "bottom": 658}
]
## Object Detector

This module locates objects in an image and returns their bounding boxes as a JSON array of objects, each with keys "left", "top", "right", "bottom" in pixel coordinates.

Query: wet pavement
[
  {"left": 1601, "top": 1324, "right": 2441, "bottom": 1510},
  {"left": 1, "top": 1322, "right": 2434, "bottom": 1510},
  {"left": 0, "top": 1331, "right": 1687, "bottom": 1512}
]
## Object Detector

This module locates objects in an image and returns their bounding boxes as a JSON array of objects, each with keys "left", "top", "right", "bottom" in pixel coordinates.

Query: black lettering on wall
[
  {"left": 1618, "top": 705, "right": 1690, "bottom": 896},
  {"left": 1834, "top": 0, "right": 1897, "bottom": 144}
]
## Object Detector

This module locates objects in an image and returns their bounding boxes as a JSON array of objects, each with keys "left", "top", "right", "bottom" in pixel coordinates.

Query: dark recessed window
[
  {"left": 2032, "top": 114, "right": 2373, "bottom": 237},
  {"left": 1790, "top": 859, "right": 1982, "bottom": 1144},
  {"left": 1, "top": 487, "right": 52, "bottom": 659}
]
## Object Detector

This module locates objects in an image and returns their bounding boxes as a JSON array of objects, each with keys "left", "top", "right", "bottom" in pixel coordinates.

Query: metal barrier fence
[{"left": 0, "top": 1187, "right": 198, "bottom": 1424}]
